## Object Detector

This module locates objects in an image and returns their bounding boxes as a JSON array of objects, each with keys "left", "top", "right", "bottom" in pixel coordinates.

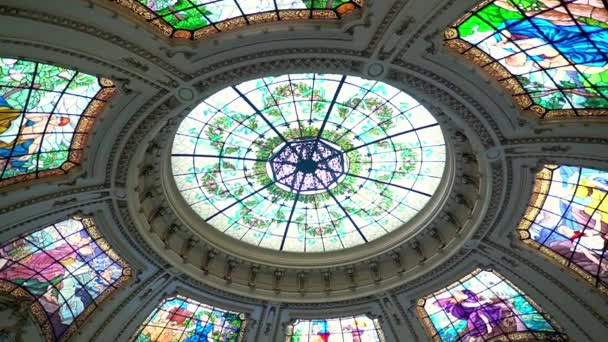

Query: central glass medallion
[{"left": 268, "top": 139, "right": 348, "bottom": 194}]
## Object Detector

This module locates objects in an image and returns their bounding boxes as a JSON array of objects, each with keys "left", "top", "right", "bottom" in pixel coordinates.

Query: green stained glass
[
  {"left": 0, "top": 58, "right": 115, "bottom": 188},
  {"left": 171, "top": 74, "right": 446, "bottom": 252},
  {"left": 114, "top": 0, "right": 363, "bottom": 39},
  {"left": 446, "top": 0, "right": 608, "bottom": 118}
]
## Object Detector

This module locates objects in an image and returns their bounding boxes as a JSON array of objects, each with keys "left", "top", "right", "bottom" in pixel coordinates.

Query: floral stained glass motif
[
  {"left": 518, "top": 165, "right": 608, "bottom": 292},
  {"left": 417, "top": 269, "right": 567, "bottom": 342},
  {"left": 114, "top": 0, "right": 364, "bottom": 40},
  {"left": 0, "top": 58, "right": 115, "bottom": 188},
  {"left": 285, "top": 315, "right": 385, "bottom": 342},
  {"left": 133, "top": 295, "right": 247, "bottom": 342},
  {"left": 445, "top": 0, "right": 608, "bottom": 118},
  {"left": 0, "top": 216, "right": 131, "bottom": 342},
  {"left": 171, "top": 74, "right": 446, "bottom": 252}
]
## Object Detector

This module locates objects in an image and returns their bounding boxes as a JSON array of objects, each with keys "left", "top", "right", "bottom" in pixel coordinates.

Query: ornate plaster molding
[{"left": 120, "top": 57, "right": 497, "bottom": 302}]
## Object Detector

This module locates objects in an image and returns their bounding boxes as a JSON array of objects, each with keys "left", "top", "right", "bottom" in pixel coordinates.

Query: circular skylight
[{"left": 171, "top": 74, "right": 446, "bottom": 252}]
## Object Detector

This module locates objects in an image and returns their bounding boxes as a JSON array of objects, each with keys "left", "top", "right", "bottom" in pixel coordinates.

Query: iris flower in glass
[{"left": 171, "top": 74, "right": 446, "bottom": 252}]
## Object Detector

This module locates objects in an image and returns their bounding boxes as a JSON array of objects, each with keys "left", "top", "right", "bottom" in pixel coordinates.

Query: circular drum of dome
[{"left": 171, "top": 74, "right": 446, "bottom": 252}]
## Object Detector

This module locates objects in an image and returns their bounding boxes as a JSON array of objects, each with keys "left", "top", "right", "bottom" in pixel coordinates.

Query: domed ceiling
[{"left": 0, "top": 0, "right": 607, "bottom": 342}]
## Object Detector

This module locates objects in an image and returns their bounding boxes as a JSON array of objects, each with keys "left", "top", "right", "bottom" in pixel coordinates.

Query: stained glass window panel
[
  {"left": 416, "top": 269, "right": 567, "bottom": 342},
  {"left": 133, "top": 295, "right": 247, "bottom": 342},
  {"left": 518, "top": 165, "right": 608, "bottom": 292},
  {"left": 171, "top": 74, "right": 446, "bottom": 252},
  {"left": 445, "top": 1, "right": 608, "bottom": 118},
  {"left": 114, "top": 0, "right": 364, "bottom": 40},
  {"left": 0, "top": 58, "right": 115, "bottom": 188},
  {"left": 285, "top": 315, "right": 385, "bottom": 342},
  {"left": 0, "top": 216, "right": 131, "bottom": 342}
]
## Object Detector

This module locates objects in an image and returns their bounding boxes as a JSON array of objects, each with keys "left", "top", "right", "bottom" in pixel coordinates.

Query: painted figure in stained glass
[
  {"left": 134, "top": 295, "right": 246, "bottom": 342},
  {"left": 172, "top": 74, "right": 446, "bottom": 252},
  {"left": 0, "top": 58, "right": 115, "bottom": 187},
  {"left": 417, "top": 269, "right": 566, "bottom": 342},
  {"left": 446, "top": 0, "right": 608, "bottom": 117},
  {"left": 115, "top": 0, "right": 363, "bottom": 39},
  {"left": 285, "top": 315, "right": 385, "bottom": 342},
  {"left": 0, "top": 216, "right": 131, "bottom": 342},
  {"left": 519, "top": 165, "right": 608, "bottom": 289}
]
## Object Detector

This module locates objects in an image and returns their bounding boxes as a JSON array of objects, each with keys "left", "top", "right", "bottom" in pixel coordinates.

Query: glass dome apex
[{"left": 171, "top": 73, "right": 447, "bottom": 253}]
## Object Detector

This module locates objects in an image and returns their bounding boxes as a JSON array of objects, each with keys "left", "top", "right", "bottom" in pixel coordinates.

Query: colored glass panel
[
  {"left": 114, "top": 0, "right": 364, "bottom": 40},
  {"left": 133, "top": 295, "right": 247, "bottom": 342},
  {"left": 445, "top": 0, "right": 608, "bottom": 118},
  {"left": 171, "top": 74, "right": 446, "bottom": 252},
  {"left": 0, "top": 216, "right": 131, "bottom": 342},
  {"left": 518, "top": 165, "right": 608, "bottom": 292},
  {"left": 0, "top": 58, "right": 115, "bottom": 188},
  {"left": 417, "top": 269, "right": 566, "bottom": 342},
  {"left": 285, "top": 315, "right": 385, "bottom": 342}
]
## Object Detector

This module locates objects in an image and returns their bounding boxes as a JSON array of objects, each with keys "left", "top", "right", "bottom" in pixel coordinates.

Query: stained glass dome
[{"left": 171, "top": 74, "right": 446, "bottom": 252}]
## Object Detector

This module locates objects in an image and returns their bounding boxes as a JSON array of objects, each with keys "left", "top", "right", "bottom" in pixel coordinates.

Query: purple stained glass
[
  {"left": 0, "top": 216, "right": 131, "bottom": 342},
  {"left": 269, "top": 139, "right": 347, "bottom": 194}
]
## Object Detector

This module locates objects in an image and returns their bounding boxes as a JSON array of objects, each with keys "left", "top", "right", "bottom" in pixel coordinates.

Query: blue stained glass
[{"left": 447, "top": 1, "right": 608, "bottom": 118}]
